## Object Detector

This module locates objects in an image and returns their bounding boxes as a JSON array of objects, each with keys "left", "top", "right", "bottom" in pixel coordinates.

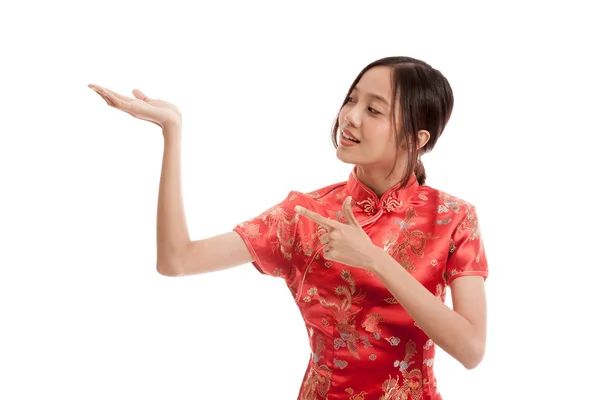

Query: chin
[{"left": 335, "top": 148, "right": 356, "bottom": 164}]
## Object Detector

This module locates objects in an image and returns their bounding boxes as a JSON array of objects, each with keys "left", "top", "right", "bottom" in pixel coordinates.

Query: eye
[
  {"left": 346, "top": 96, "right": 356, "bottom": 103},
  {"left": 368, "top": 107, "right": 381, "bottom": 115}
]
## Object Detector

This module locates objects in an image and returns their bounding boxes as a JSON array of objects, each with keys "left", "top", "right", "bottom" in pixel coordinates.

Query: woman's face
[{"left": 336, "top": 66, "right": 400, "bottom": 171}]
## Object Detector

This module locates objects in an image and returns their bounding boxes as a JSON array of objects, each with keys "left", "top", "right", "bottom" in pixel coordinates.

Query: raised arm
[
  {"left": 88, "top": 84, "right": 253, "bottom": 277},
  {"left": 156, "top": 124, "right": 254, "bottom": 276}
]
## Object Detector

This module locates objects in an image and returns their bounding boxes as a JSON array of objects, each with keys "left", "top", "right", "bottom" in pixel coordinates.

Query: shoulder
[
  {"left": 419, "top": 184, "right": 477, "bottom": 215},
  {"left": 302, "top": 181, "right": 348, "bottom": 202},
  {"left": 417, "top": 185, "right": 480, "bottom": 233},
  {"left": 252, "top": 181, "right": 347, "bottom": 222},
  {"left": 286, "top": 180, "right": 349, "bottom": 210}
]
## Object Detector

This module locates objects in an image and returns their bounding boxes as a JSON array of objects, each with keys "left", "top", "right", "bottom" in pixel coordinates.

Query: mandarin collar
[{"left": 347, "top": 166, "right": 420, "bottom": 214}]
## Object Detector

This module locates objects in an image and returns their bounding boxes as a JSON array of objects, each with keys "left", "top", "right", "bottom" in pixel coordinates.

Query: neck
[{"left": 355, "top": 164, "right": 408, "bottom": 198}]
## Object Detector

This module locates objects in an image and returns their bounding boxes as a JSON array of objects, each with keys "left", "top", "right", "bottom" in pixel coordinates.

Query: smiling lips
[{"left": 341, "top": 129, "right": 360, "bottom": 144}]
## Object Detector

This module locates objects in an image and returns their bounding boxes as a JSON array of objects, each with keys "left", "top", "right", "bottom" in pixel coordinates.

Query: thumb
[
  {"left": 132, "top": 89, "right": 152, "bottom": 102},
  {"left": 343, "top": 196, "right": 360, "bottom": 227}
]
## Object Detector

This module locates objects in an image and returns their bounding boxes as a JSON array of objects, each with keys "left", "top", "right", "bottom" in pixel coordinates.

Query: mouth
[{"left": 341, "top": 129, "right": 360, "bottom": 144}]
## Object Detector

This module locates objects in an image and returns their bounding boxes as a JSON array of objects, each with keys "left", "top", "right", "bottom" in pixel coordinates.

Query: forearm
[
  {"left": 370, "top": 249, "right": 483, "bottom": 369},
  {"left": 156, "top": 123, "right": 190, "bottom": 274}
]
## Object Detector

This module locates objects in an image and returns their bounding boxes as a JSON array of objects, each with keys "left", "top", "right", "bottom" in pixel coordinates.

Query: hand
[
  {"left": 295, "top": 196, "right": 380, "bottom": 270},
  {"left": 88, "top": 84, "right": 182, "bottom": 129}
]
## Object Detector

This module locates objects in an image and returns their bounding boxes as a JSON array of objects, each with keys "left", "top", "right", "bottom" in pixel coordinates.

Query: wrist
[
  {"left": 162, "top": 120, "right": 182, "bottom": 140},
  {"left": 366, "top": 246, "right": 391, "bottom": 276},
  {"left": 163, "top": 117, "right": 182, "bottom": 131}
]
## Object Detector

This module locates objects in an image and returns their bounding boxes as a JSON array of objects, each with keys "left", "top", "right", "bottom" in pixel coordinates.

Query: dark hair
[{"left": 331, "top": 56, "right": 454, "bottom": 187}]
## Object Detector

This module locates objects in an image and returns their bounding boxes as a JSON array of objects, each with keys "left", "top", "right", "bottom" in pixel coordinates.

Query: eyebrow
[{"left": 352, "top": 86, "right": 390, "bottom": 106}]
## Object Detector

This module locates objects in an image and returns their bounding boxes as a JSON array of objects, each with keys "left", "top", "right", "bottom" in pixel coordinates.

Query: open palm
[{"left": 88, "top": 84, "right": 181, "bottom": 128}]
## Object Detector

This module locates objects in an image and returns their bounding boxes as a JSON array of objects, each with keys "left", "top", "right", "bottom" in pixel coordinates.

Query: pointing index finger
[{"left": 295, "top": 206, "right": 337, "bottom": 229}]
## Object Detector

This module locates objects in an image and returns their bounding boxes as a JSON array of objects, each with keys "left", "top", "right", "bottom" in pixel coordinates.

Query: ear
[{"left": 416, "top": 130, "right": 430, "bottom": 150}]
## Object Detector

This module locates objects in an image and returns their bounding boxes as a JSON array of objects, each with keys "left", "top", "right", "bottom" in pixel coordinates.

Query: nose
[{"left": 343, "top": 107, "right": 361, "bottom": 127}]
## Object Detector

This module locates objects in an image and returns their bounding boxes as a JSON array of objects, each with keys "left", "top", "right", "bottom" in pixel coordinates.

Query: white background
[{"left": 1, "top": 1, "right": 598, "bottom": 399}]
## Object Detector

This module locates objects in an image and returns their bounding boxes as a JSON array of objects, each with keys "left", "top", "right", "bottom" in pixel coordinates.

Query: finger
[
  {"left": 103, "top": 90, "right": 135, "bottom": 111},
  {"left": 101, "top": 94, "right": 115, "bottom": 107},
  {"left": 132, "top": 89, "right": 151, "bottom": 102},
  {"left": 103, "top": 87, "right": 134, "bottom": 102},
  {"left": 102, "top": 90, "right": 123, "bottom": 108},
  {"left": 89, "top": 85, "right": 133, "bottom": 102},
  {"left": 295, "top": 206, "right": 337, "bottom": 229},
  {"left": 323, "top": 245, "right": 334, "bottom": 260},
  {"left": 88, "top": 84, "right": 103, "bottom": 92},
  {"left": 89, "top": 87, "right": 115, "bottom": 107},
  {"left": 343, "top": 196, "right": 360, "bottom": 227},
  {"left": 318, "top": 233, "right": 330, "bottom": 244}
]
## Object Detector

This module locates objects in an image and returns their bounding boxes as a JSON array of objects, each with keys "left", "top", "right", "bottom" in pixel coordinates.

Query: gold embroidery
[
  {"left": 380, "top": 341, "right": 423, "bottom": 399},
  {"left": 301, "top": 365, "right": 332, "bottom": 400},
  {"left": 385, "top": 336, "right": 401, "bottom": 346},
  {"left": 459, "top": 206, "right": 481, "bottom": 241},
  {"left": 255, "top": 205, "right": 298, "bottom": 260},
  {"left": 383, "top": 208, "right": 434, "bottom": 272},
  {"left": 434, "top": 284, "right": 445, "bottom": 300},
  {"left": 449, "top": 238, "right": 456, "bottom": 253},
  {"left": 438, "top": 192, "right": 465, "bottom": 213},
  {"left": 350, "top": 391, "right": 368, "bottom": 400},
  {"left": 296, "top": 225, "right": 326, "bottom": 259},
  {"left": 272, "top": 268, "right": 283, "bottom": 277},
  {"left": 384, "top": 297, "right": 399, "bottom": 305},
  {"left": 362, "top": 313, "right": 384, "bottom": 340},
  {"left": 382, "top": 198, "right": 402, "bottom": 212},
  {"left": 239, "top": 222, "right": 261, "bottom": 239},
  {"left": 357, "top": 198, "right": 376, "bottom": 214},
  {"left": 319, "top": 269, "right": 366, "bottom": 359},
  {"left": 357, "top": 197, "right": 403, "bottom": 213},
  {"left": 301, "top": 335, "right": 332, "bottom": 400},
  {"left": 345, "top": 387, "right": 369, "bottom": 400}
]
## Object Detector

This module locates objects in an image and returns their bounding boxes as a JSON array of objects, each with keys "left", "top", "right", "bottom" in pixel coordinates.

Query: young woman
[{"left": 89, "top": 56, "right": 488, "bottom": 400}]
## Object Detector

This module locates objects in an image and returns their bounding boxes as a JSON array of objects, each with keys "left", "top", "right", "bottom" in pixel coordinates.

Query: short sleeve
[
  {"left": 446, "top": 205, "right": 488, "bottom": 284},
  {"left": 233, "top": 192, "right": 299, "bottom": 280}
]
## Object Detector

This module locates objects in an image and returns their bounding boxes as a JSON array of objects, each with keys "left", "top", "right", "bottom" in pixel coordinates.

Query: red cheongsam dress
[{"left": 233, "top": 167, "right": 488, "bottom": 400}]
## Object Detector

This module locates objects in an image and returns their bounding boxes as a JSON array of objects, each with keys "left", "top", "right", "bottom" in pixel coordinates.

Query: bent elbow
[
  {"left": 156, "top": 262, "right": 183, "bottom": 277},
  {"left": 462, "top": 341, "right": 485, "bottom": 370},
  {"left": 463, "top": 358, "right": 482, "bottom": 370}
]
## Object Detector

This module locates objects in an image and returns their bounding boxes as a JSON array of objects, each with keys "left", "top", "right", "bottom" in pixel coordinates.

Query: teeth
[{"left": 342, "top": 132, "right": 359, "bottom": 143}]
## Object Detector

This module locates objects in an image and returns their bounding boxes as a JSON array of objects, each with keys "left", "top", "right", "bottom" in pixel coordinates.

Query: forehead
[{"left": 354, "top": 66, "right": 393, "bottom": 99}]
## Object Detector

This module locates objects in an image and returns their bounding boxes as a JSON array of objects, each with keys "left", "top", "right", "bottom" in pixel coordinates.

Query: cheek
[
  {"left": 366, "top": 125, "right": 398, "bottom": 158},
  {"left": 338, "top": 106, "right": 349, "bottom": 124},
  {"left": 366, "top": 122, "right": 396, "bottom": 146}
]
